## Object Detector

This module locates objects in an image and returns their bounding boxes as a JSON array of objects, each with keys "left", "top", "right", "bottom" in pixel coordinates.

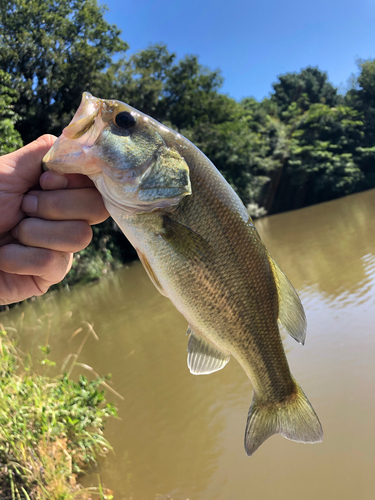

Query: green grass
[{"left": 0, "top": 326, "right": 117, "bottom": 500}]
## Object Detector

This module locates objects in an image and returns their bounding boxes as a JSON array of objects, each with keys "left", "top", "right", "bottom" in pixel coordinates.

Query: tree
[
  {"left": 106, "top": 44, "right": 175, "bottom": 119},
  {"left": 0, "top": 69, "right": 23, "bottom": 154},
  {"left": 107, "top": 45, "right": 226, "bottom": 130},
  {"left": 345, "top": 60, "right": 375, "bottom": 192},
  {"left": 346, "top": 59, "right": 375, "bottom": 147},
  {"left": 0, "top": 0, "right": 128, "bottom": 143},
  {"left": 271, "top": 67, "right": 340, "bottom": 116},
  {"left": 270, "top": 104, "right": 365, "bottom": 212},
  {"left": 256, "top": 67, "right": 370, "bottom": 214},
  {"left": 161, "top": 54, "right": 224, "bottom": 130}
]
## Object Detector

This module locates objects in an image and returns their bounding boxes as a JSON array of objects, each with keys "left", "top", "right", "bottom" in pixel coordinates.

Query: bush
[{"left": 0, "top": 327, "right": 117, "bottom": 499}]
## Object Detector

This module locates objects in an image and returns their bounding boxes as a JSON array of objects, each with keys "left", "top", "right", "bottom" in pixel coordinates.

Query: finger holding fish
[
  {"left": 21, "top": 187, "right": 109, "bottom": 224},
  {"left": 12, "top": 218, "right": 93, "bottom": 253},
  {"left": 40, "top": 170, "right": 101, "bottom": 190}
]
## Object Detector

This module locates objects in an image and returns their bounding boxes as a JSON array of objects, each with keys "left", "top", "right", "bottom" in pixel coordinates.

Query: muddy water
[{"left": 2, "top": 189, "right": 375, "bottom": 500}]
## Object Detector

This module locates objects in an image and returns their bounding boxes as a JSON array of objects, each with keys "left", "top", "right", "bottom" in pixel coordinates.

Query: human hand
[{"left": 0, "top": 135, "right": 109, "bottom": 305}]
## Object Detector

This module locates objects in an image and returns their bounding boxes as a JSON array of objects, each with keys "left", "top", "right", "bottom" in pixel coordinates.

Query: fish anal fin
[
  {"left": 137, "top": 250, "right": 167, "bottom": 297},
  {"left": 187, "top": 327, "right": 230, "bottom": 375},
  {"left": 244, "top": 382, "right": 323, "bottom": 456},
  {"left": 268, "top": 255, "right": 307, "bottom": 345}
]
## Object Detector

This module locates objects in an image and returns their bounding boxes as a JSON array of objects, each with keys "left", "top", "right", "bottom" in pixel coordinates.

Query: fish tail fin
[{"left": 244, "top": 382, "right": 323, "bottom": 456}]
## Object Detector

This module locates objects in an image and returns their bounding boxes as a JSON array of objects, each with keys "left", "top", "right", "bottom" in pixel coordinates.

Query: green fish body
[{"left": 43, "top": 93, "right": 323, "bottom": 455}]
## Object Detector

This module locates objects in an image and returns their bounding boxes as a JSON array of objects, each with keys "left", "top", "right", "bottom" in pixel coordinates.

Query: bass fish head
[{"left": 43, "top": 92, "right": 191, "bottom": 213}]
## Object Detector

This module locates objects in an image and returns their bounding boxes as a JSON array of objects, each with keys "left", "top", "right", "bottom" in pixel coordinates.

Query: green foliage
[
  {"left": 347, "top": 59, "right": 375, "bottom": 147},
  {"left": 0, "top": 70, "right": 23, "bottom": 154},
  {"left": 271, "top": 66, "right": 340, "bottom": 115},
  {"left": 160, "top": 53, "right": 224, "bottom": 130},
  {"left": 106, "top": 44, "right": 175, "bottom": 118},
  {"left": 107, "top": 44, "right": 226, "bottom": 130},
  {"left": 0, "top": 0, "right": 128, "bottom": 143},
  {"left": 0, "top": 329, "right": 117, "bottom": 499},
  {"left": 272, "top": 104, "right": 365, "bottom": 211},
  {"left": 260, "top": 65, "right": 375, "bottom": 213}
]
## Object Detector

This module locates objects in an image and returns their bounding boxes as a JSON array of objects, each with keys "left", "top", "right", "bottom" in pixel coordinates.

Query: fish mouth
[
  {"left": 63, "top": 92, "right": 102, "bottom": 140},
  {"left": 42, "top": 92, "right": 107, "bottom": 175}
]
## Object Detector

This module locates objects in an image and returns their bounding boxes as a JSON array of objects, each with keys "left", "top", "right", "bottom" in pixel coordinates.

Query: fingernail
[
  {"left": 22, "top": 194, "right": 38, "bottom": 214},
  {"left": 41, "top": 171, "right": 68, "bottom": 189}
]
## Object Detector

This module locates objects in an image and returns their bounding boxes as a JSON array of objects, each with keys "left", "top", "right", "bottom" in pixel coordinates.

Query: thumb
[{"left": 4, "top": 135, "right": 57, "bottom": 189}]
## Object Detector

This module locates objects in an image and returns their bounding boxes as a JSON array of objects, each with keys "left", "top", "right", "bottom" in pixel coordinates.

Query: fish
[{"left": 43, "top": 92, "right": 323, "bottom": 455}]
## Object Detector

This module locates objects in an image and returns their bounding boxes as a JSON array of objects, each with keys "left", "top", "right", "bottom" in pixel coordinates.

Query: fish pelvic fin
[
  {"left": 267, "top": 255, "right": 307, "bottom": 345},
  {"left": 244, "top": 382, "right": 323, "bottom": 456},
  {"left": 187, "top": 327, "right": 230, "bottom": 375}
]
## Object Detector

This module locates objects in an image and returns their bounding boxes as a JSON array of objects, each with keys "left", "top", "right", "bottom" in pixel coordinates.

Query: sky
[{"left": 102, "top": 0, "right": 375, "bottom": 102}]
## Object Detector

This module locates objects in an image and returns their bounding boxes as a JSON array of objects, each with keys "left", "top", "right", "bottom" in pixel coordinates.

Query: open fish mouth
[
  {"left": 63, "top": 92, "right": 102, "bottom": 140},
  {"left": 42, "top": 93, "right": 107, "bottom": 174}
]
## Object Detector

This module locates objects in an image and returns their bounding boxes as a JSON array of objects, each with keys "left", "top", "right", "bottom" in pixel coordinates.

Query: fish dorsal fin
[
  {"left": 187, "top": 327, "right": 230, "bottom": 375},
  {"left": 268, "top": 255, "right": 307, "bottom": 345}
]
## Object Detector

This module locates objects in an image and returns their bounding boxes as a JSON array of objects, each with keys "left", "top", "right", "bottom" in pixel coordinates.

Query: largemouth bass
[{"left": 43, "top": 92, "right": 323, "bottom": 455}]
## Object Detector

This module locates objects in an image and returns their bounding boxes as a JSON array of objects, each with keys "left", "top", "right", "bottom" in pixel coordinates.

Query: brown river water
[{"left": 2, "top": 189, "right": 375, "bottom": 500}]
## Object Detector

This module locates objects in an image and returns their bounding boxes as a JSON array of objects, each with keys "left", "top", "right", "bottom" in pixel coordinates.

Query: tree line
[{"left": 1, "top": 0, "right": 375, "bottom": 281}]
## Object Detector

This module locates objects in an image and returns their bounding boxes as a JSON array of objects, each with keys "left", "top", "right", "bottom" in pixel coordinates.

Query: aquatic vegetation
[{"left": 0, "top": 326, "right": 116, "bottom": 499}]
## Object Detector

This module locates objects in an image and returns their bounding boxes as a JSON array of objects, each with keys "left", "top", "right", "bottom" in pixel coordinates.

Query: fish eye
[{"left": 115, "top": 111, "right": 137, "bottom": 130}]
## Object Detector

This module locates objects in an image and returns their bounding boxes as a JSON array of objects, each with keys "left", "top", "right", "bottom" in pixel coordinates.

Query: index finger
[
  {"left": 2, "top": 135, "right": 57, "bottom": 189},
  {"left": 40, "top": 171, "right": 96, "bottom": 191},
  {"left": 21, "top": 188, "right": 109, "bottom": 224}
]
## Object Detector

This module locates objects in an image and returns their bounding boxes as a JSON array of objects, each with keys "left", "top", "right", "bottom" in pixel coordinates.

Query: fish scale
[{"left": 43, "top": 92, "right": 323, "bottom": 455}]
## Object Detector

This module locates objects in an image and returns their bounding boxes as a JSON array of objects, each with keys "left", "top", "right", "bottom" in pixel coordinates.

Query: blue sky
[{"left": 103, "top": 0, "right": 375, "bottom": 101}]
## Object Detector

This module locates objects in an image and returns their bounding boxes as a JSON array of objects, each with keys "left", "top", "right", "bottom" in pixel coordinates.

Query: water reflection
[
  {"left": 256, "top": 189, "right": 375, "bottom": 302},
  {"left": 1, "top": 189, "right": 375, "bottom": 499}
]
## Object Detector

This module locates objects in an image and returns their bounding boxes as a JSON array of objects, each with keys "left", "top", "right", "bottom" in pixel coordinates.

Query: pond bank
[{"left": 0, "top": 326, "right": 116, "bottom": 500}]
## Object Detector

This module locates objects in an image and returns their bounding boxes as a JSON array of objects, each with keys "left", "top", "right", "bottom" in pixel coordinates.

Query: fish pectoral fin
[
  {"left": 244, "top": 382, "right": 323, "bottom": 456},
  {"left": 160, "top": 216, "right": 214, "bottom": 262},
  {"left": 137, "top": 250, "right": 167, "bottom": 297},
  {"left": 187, "top": 327, "right": 230, "bottom": 375},
  {"left": 267, "top": 255, "right": 307, "bottom": 345}
]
